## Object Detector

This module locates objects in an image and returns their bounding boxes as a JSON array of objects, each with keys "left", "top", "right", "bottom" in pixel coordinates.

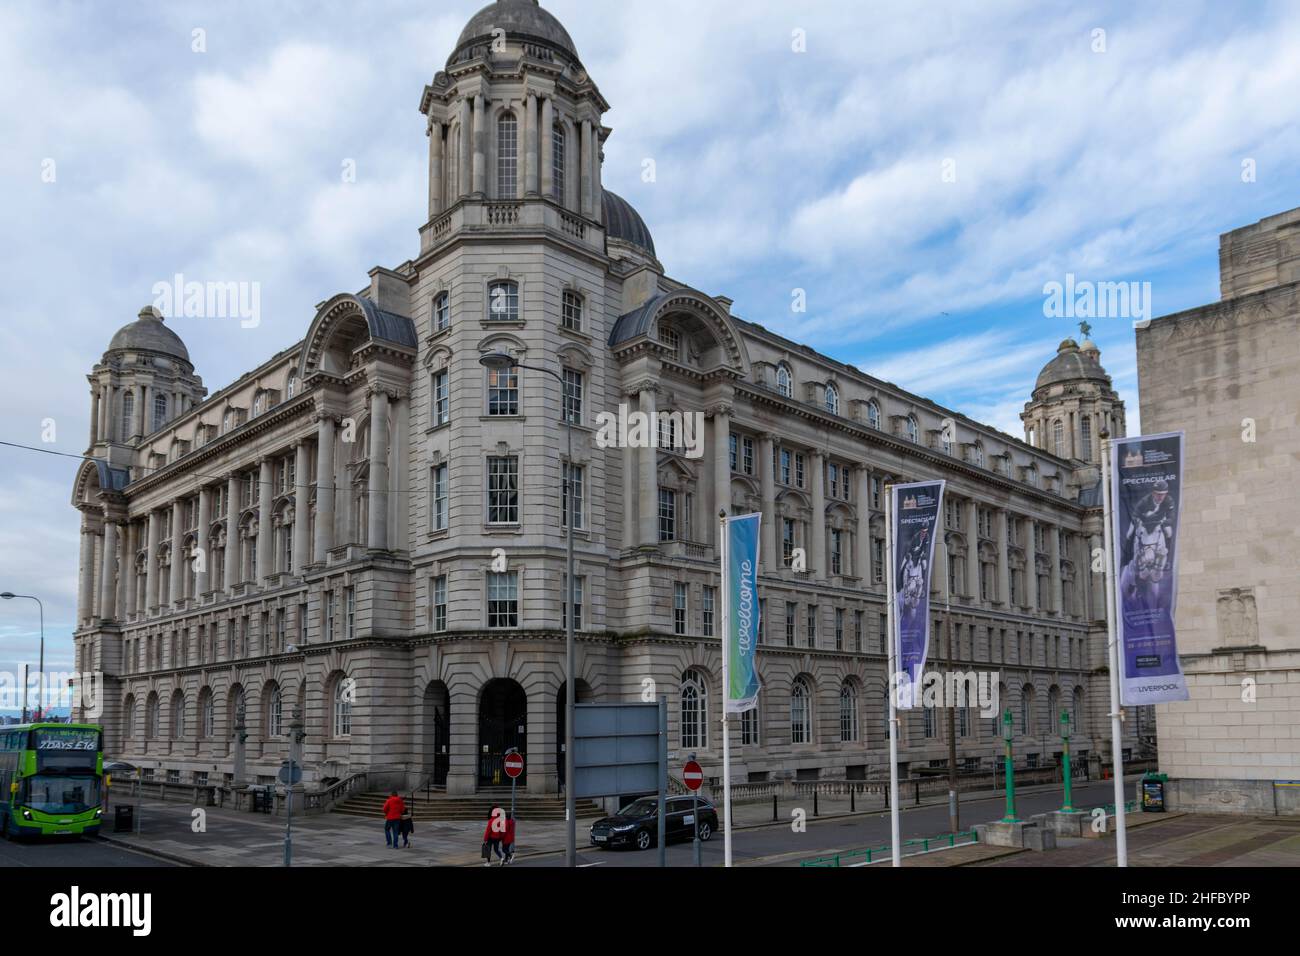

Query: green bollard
[
  {"left": 1001, "top": 708, "right": 1019, "bottom": 822},
  {"left": 1060, "top": 708, "right": 1074, "bottom": 813}
]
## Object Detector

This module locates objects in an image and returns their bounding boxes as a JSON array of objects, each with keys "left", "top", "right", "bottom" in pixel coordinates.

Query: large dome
[
  {"left": 453, "top": 0, "right": 578, "bottom": 62},
  {"left": 1034, "top": 337, "right": 1110, "bottom": 390},
  {"left": 602, "top": 190, "right": 656, "bottom": 257},
  {"left": 106, "top": 305, "right": 191, "bottom": 364}
]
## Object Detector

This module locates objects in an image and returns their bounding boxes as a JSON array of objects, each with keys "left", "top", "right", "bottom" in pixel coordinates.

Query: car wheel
[
  {"left": 698, "top": 821, "right": 713, "bottom": 842},
  {"left": 635, "top": 828, "right": 652, "bottom": 851}
]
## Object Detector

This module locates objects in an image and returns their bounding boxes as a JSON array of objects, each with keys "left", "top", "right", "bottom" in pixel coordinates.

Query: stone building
[
  {"left": 1137, "top": 206, "right": 1300, "bottom": 814},
  {"left": 70, "top": 0, "right": 1141, "bottom": 797}
]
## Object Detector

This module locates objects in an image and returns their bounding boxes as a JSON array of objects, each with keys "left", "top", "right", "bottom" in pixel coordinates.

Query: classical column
[
  {"left": 97, "top": 385, "right": 109, "bottom": 442},
  {"left": 118, "top": 522, "right": 134, "bottom": 616},
  {"left": 540, "top": 96, "right": 554, "bottom": 198},
  {"left": 91, "top": 532, "right": 103, "bottom": 618},
  {"left": 591, "top": 126, "right": 603, "bottom": 224},
  {"left": 622, "top": 434, "right": 637, "bottom": 550},
  {"left": 996, "top": 509, "right": 1010, "bottom": 606},
  {"left": 368, "top": 390, "right": 391, "bottom": 551},
  {"left": 315, "top": 416, "right": 336, "bottom": 562},
  {"left": 1072, "top": 410, "right": 1083, "bottom": 461},
  {"left": 458, "top": 97, "right": 472, "bottom": 198},
  {"left": 196, "top": 486, "right": 211, "bottom": 595},
  {"left": 855, "top": 466, "right": 872, "bottom": 584},
  {"left": 471, "top": 94, "right": 486, "bottom": 197},
  {"left": 77, "top": 525, "right": 95, "bottom": 623},
  {"left": 1050, "top": 525, "right": 1063, "bottom": 615},
  {"left": 224, "top": 473, "right": 240, "bottom": 592},
  {"left": 527, "top": 93, "right": 541, "bottom": 196},
  {"left": 257, "top": 459, "right": 274, "bottom": 579},
  {"left": 293, "top": 441, "right": 310, "bottom": 575},
  {"left": 99, "top": 522, "right": 118, "bottom": 620},
  {"left": 88, "top": 387, "right": 100, "bottom": 447},
  {"left": 1026, "top": 519, "right": 1040, "bottom": 611},
  {"left": 637, "top": 387, "right": 658, "bottom": 546},
  {"left": 145, "top": 511, "right": 160, "bottom": 610},
  {"left": 965, "top": 499, "right": 980, "bottom": 599},
  {"left": 139, "top": 384, "right": 150, "bottom": 436},
  {"left": 428, "top": 120, "right": 444, "bottom": 217},
  {"left": 809, "top": 451, "right": 826, "bottom": 580},
  {"left": 579, "top": 119, "right": 593, "bottom": 217},
  {"left": 759, "top": 434, "right": 777, "bottom": 572},
  {"left": 169, "top": 500, "right": 184, "bottom": 604},
  {"left": 712, "top": 407, "right": 731, "bottom": 530}
]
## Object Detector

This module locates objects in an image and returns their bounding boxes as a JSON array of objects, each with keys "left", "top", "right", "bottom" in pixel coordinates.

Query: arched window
[
  {"left": 171, "top": 691, "right": 185, "bottom": 739},
  {"left": 432, "top": 291, "right": 450, "bottom": 332},
  {"left": 1072, "top": 686, "right": 1085, "bottom": 733},
  {"left": 497, "top": 111, "right": 518, "bottom": 198},
  {"left": 776, "top": 363, "right": 793, "bottom": 398},
  {"left": 231, "top": 687, "right": 247, "bottom": 733},
  {"left": 551, "top": 123, "right": 566, "bottom": 203},
  {"left": 268, "top": 686, "right": 283, "bottom": 737},
  {"left": 124, "top": 696, "right": 137, "bottom": 739},
  {"left": 905, "top": 416, "right": 919, "bottom": 443},
  {"left": 1047, "top": 686, "right": 1061, "bottom": 735},
  {"left": 200, "top": 690, "right": 215, "bottom": 737},
  {"left": 867, "top": 400, "right": 881, "bottom": 429},
  {"left": 1080, "top": 416, "right": 1092, "bottom": 460},
  {"left": 791, "top": 677, "right": 813, "bottom": 744},
  {"left": 1020, "top": 684, "right": 1035, "bottom": 735},
  {"left": 152, "top": 393, "right": 168, "bottom": 431},
  {"left": 121, "top": 392, "right": 135, "bottom": 439},
  {"left": 286, "top": 373, "right": 299, "bottom": 399},
  {"left": 146, "top": 694, "right": 160, "bottom": 739},
  {"left": 333, "top": 678, "right": 352, "bottom": 738},
  {"left": 973, "top": 442, "right": 985, "bottom": 467},
  {"left": 1052, "top": 420, "right": 1065, "bottom": 457},
  {"left": 252, "top": 392, "right": 265, "bottom": 417},
  {"left": 825, "top": 383, "right": 839, "bottom": 415},
  {"left": 223, "top": 409, "right": 236, "bottom": 433},
  {"left": 839, "top": 683, "right": 859, "bottom": 742},
  {"left": 561, "top": 290, "right": 583, "bottom": 331},
  {"left": 680, "top": 670, "right": 708, "bottom": 750},
  {"left": 487, "top": 280, "right": 519, "bottom": 322}
]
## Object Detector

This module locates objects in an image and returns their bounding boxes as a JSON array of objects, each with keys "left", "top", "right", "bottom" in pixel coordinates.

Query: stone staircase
[{"left": 331, "top": 787, "right": 606, "bottom": 823}]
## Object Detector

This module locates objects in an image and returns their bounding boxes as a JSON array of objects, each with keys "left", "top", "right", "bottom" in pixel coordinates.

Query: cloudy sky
[{"left": 2, "top": 0, "right": 1298, "bottom": 703}]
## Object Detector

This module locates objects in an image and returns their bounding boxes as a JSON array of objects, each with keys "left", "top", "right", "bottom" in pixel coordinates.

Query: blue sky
[{"left": 2, "top": 0, "right": 1299, "bottom": 698}]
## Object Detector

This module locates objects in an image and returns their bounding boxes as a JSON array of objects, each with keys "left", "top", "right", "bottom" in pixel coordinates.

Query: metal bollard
[
  {"left": 772, "top": 793, "right": 778, "bottom": 822},
  {"left": 850, "top": 787, "right": 855, "bottom": 813},
  {"left": 814, "top": 790, "right": 819, "bottom": 817}
]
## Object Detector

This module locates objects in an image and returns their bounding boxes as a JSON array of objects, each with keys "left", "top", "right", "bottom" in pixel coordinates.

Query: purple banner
[{"left": 891, "top": 480, "right": 944, "bottom": 708}]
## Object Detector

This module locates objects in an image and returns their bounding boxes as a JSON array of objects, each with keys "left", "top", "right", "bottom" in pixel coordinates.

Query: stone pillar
[
  {"left": 529, "top": 93, "right": 542, "bottom": 197},
  {"left": 88, "top": 387, "right": 100, "bottom": 447},
  {"left": 1026, "top": 519, "right": 1039, "bottom": 611},
  {"left": 855, "top": 466, "right": 872, "bottom": 583},
  {"left": 293, "top": 441, "right": 310, "bottom": 575},
  {"left": 196, "top": 486, "right": 211, "bottom": 595},
  {"left": 428, "top": 120, "right": 443, "bottom": 217},
  {"left": 100, "top": 522, "right": 118, "bottom": 620},
  {"left": 144, "top": 511, "right": 159, "bottom": 610},
  {"left": 120, "top": 522, "right": 135, "bottom": 616},
  {"left": 315, "top": 417, "right": 336, "bottom": 562},
  {"left": 965, "top": 499, "right": 980, "bottom": 599},
  {"left": 1088, "top": 533, "right": 1104, "bottom": 620},
  {"left": 810, "top": 451, "right": 826, "bottom": 580},
  {"left": 139, "top": 384, "right": 150, "bottom": 436},
  {"left": 458, "top": 97, "right": 472, "bottom": 198},
  {"left": 580, "top": 119, "right": 593, "bottom": 217},
  {"left": 538, "top": 95, "right": 553, "bottom": 200},
  {"left": 169, "top": 500, "right": 184, "bottom": 604},
  {"left": 1072, "top": 410, "right": 1083, "bottom": 461},
  {"left": 637, "top": 387, "right": 658, "bottom": 546},
  {"left": 224, "top": 473, "right": 240, "bottom": 591},
  {"left": 996, "top": 509, "right": 1010, "bottom": 606},
  {"left": 590, "top": 125, "right": 603, "bottom": 224},
  {"left": 1050, "top": 525, "right": 1063, "bottom": 615},
  {"left": 759, "top": 434, "right": 777, "bottom": 573},
  {"left": 622, "top": 435, "right": 637, "bottom": 550},
  {"left": 368, "top": 390, "right": 391, "bottom": 551},
  {"left": 91, "top": 532, "right": 102, "bottom": 618},
  {"left": 77, "top": 525, "right": 95, "bottom": 623},
  {"left": 257, "top": 459, "right": 273, "bottom": 580},
  {"left": 712, "top": 408, "right": 731, "bottom": 532},
  {"left": 471, "top": 94, "right": 486, "bottom": 197}
]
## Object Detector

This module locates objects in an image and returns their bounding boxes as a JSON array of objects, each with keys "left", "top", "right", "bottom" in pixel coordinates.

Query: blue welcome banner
[
  {"left": 891, "top": 480, "right": 944, "bottom": 709},
  {"left": 723, "top": 513, "right": 762, "bottom": 714}
]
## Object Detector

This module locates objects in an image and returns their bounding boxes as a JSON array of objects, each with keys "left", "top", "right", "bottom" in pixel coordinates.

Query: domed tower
[
  {"left": 1020, "top": 331, "right": 1125, "bottom": 464},
  {"left": 86, "top": 305, "right": 205, "bottom": 469}
]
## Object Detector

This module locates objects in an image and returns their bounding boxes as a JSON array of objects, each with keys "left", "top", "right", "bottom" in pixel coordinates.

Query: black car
[{"left": 589, "top": 795, "right": 718, "bottom": 850}]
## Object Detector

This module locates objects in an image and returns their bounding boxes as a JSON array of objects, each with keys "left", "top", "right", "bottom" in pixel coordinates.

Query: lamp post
[
  {"left": 1, "top": 593, "right": 44, "bottom": 720},
  {"left": 479, "top": 351, "right": 577, "bottom": 867},
  {"left": 943, "top": 532, "right": 959, "bottom": 834}
]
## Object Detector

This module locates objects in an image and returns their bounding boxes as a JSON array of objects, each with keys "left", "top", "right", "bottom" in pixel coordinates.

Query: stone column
[
  {"left": 315, "top": 417, "right": 336, "bottom": 562},
  {"left": 637, "top": 387, "right": 658, "bottom": 546},
  {"left": 99, "top": 522, "right": 118, "bottom": 620},
  {"left": 91, "top": 532, "right": 102, "bottom": 618},
  {"left": 458, "top": 97, "right": 472, "bottom": 198},
  {"left": 196, "top": 486, "right": 211, "bottom": 595},
  {"left": 996, "top": 509, "right": 1010, "bottom": 606},
  {"left": 471, "top": 94, "right": 486, "bottom": 197},
  {"left": 541, "top": 97, "right": 555, "bottom": 199},
  {"left": 428, "top": 120, "right": 444, "bottom": 217},
  {"left": 855, "top": 466, "right": 872, "bottom": 583},
  {"left": 368, "top": 390, "right": 391, "bottom": 551},
  {"left": 712, "top": 407, "right": 731, "bottom": 530},
  {"left": 224, "top": 473, "right": 240, "bottom": 591},
  {"left": 1088, "top": 533, "right": 1103, "bottom": 620},
  {"left": 759, "top": 434, "right": 777, "bottom": 572},
  {"left": 121, "top": 522, "right": 136, "bottom": 616},
  {"left": 293, "top": 441, "right": 310, "bottom": 575},
  {"left": 1072, "top": 410, "right": 1083, "bottom": 461},
  {"left": 257, "top": 458, "right": 273, "bottom": 579},
  {"left": 144, "top": 511, "right": 160, "bottom": 610},
  {"left": 169, "top": 500, "right": 184, "bottom": 604},
  {"left": 580, "top": 119, "right": 593, "bottom": 217},
  {"left": 622, "top": 433, "right": 637, "bottom": 550},
  {"left": 591, "top": 126, "right": 603, "bottom": 224},
  {"left": 77, "top": 525, "right": 95, "bottom": 623},
  {"left": 528, "top": 93, "right": 542, "bottom": 196},
  {"left": 88, "top": 387, "right": 100, "bottom": 447},
  {"left": 139, "top": 384, "right": 149, "bottom": 436},
  {"left": 810, "top": 451, "right": 826, "bottom": 580},
  {"left": 965, "top": 499, "right": 980, "bottom": 599},
  {"left": 1026, "top": 519, "right": 1039, "bottom": 611},
  {"left": 1050, "top": 525, "right": 1063, "bottom": 615}
]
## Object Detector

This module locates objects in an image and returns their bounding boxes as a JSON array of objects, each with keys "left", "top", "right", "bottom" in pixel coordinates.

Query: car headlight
[
  {"left": 612, "top": 823, "right": 636, "bottom": 832},
  {"left": 21, "top": 810, "right": 32, "bottom": 820},
  {"left": 95, "top": 808, "right": 103, "bottom": 817}
]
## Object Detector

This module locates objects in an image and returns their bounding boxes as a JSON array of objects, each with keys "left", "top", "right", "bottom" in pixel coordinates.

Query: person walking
[
  {"left": 382, "top": 791, "right": 406, "bottom": 849},
  {"left": 398, "top": 804, "right": 415, "bottom": 849},
  {"left": 482, "top": 805, "right": 505, "bottom": 865},
  {"left": 502, "top": 812, "right": 516, "bottom": 865}
]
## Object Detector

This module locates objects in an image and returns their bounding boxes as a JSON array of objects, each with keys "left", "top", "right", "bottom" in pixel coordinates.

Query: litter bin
[
  {"left": 1140, "top": 772, "right": 1167, "bottom": 812},
  {"left": 114, "top": 805, "right": 135, "bottom": 833}
]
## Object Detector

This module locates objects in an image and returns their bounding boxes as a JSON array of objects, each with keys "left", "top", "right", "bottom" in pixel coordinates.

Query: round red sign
[
  {"left": 504, "top": 753, "right": 525, "bottom": 779},
  {"left": 682, "top": 760, "right": 703, "bottom": 791}
]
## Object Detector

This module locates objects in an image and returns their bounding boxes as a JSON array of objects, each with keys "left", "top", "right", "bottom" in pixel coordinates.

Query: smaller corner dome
[
  {"left": 602, "top": 189, "right": 656, "bottom": 257},
  {"left": 454, "top": 0, "right": 578, "bottom": 60},
  {"left": 106, "top": 305, "right": 191, "bottom": 364},
  {"left": 1035, "top": 337, "right": 1109, "bottom": 390}
]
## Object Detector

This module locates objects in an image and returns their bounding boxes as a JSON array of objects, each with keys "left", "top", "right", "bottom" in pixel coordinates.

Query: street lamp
[
  {"left": 942, "top": 532, "right": 959, "bottom": 833},
  {"left": 478, "top": 351, "right": 578, "bottom": 867},
  {"left": 1, "top": 593, "right": 44, "bottom": 721}
]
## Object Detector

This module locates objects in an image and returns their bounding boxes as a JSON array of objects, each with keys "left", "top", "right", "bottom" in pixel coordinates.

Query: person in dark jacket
[
  {"left": 482, "top": 805, "right": 506, "bottom": 865},
  {"left": 398, "top": 805, "right": 415, "bottom": 848},
  {"left": 502, "top": 813, "right": 516, "bottom": 864},
  {"left": 382, "top": 791, "right": 406, "bottom": 849}
]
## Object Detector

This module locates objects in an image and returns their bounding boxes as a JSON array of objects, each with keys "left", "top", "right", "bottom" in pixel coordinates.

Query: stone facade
[
  {"left": 1137, "top": 206, "right": 1300, "bottom": 814},
  {"left": 70, "top": 0, "right": 1142, "bottom": 797}
]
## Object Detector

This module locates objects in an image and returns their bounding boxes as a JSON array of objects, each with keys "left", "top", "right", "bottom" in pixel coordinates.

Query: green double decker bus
[{"left": 0, "top": 723, "right": 104, "bottom": 838}]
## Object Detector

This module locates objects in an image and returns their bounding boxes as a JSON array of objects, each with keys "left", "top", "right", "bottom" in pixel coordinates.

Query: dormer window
[
  {"left": 223, "top": 409, "right": 237, "bottom": 434},
  {"left": 659, "top": 326, "right": 680, "bottom": 359},
  {"left": 286, "top": 373, "right": 299, "bottom": 399},
  {"left": 776, "top": 363, "right": 793, "bottom": 398},
  {"left": 252, "top": 392, "right": 265, "bottom": 417},
  {"left": 867, "top": 400, "right": 881, "bottom": 429},
  {"left": 825, "top": 383, "right": 839, "bottom": 415},
  {"left": 904, "top": 416, "right": 919, "bottom": 443}
]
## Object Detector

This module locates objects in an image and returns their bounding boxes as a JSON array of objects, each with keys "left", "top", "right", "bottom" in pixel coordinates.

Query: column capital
[{"left": 705, "top": 402, "right": 733, "bottom": 419}]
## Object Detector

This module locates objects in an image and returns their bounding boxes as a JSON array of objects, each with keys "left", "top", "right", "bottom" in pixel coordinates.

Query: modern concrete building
[
  {"left": 70, "top": 0, "right": 1141, "bottom": 798},
  {"left": 1137, "top": 206, "right": 1300, "bottom": 815}
]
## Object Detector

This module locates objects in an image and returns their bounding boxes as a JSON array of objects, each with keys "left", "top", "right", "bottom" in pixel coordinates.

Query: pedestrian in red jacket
[
  {"left": 482, "top": 805, "right": 506, "bottom": 865},
  {"left": 382, "top": 791, "right": 406, "bottom": 850}
]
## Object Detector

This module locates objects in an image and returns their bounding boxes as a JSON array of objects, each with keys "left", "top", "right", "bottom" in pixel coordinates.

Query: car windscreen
[{"left": 616, "top": 798, "right": 658, "bottom": 818}]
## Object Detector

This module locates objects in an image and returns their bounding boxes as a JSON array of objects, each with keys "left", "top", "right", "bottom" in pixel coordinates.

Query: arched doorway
[
  {"left": 479, "top": 679, "right": 527, "bottom": 787},
  {"left": 423, "top": 681, "right": 450, "bottom": 788},
  {"left": 555, "top": 679, "right": 593, "bottom": 788}
]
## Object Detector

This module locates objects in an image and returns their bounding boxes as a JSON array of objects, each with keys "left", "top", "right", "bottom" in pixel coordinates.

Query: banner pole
[
  {"left": 1100, "top": 433, "right": 1128, "bottom": 866},
  {"left": 719, "top": 510, "right": 732, "bottom": 868},
  {"left": 885, "top": 485, "right": 901, "bottom": 867}
]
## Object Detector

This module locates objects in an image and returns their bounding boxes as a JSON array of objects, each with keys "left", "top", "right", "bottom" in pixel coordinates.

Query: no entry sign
[
  {"left": 682, "top": 760, "right": 703, "bottom": 791},
  {"left": 504, "top": 752, "right": 525, "bottom": 779}
]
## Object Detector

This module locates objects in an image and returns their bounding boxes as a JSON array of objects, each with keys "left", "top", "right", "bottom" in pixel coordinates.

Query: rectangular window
[
  {"left": 562, "top": 368, "right": 583, "bottom": 425},
  {"left": 742, "top": 436, "right": 754, "bottom": 475},
  {"left": 830, "top": 529, "right": 843, "bottom": 575},
  {"left": 785, "top": 602, "right": 797, "bottom": 647},
  {"left": 795, "top": 453, "right": 805, "bottom": 488},
  {"left": 872, "top": 538, "right": 884, "bottom": 584},
  {"left": 673, "top": 583, "right": 688, "bottom": 635},
  {"left": 432, "top": 463, "right": 449, "bottom": 531},
  {"left": 828, "top": 462, "right": 839, "bottom": 499},
  {"left": 487, "top": 366, "right": 519, "bottom": 416},
  {"left": 432, "top": 370, "right": 449, "bottom": 425},
  {"left": 561, "top": 290, "right": 583, "bottom": 331},
  {"left": 702, "top": 586, "right": 715, "bottom": 637},
  {"left": 658, "top": 488, "right": 677, "bottom": 542},
  {"left": 275, "top": 608, "right": 286, "bottom": 652},
  {"left": 298, "top": 603, "right": 308, "bottom": 645},
  {"left": 729, "top": 434, "right": 738, "bottom": 471},
  {"left": 561, "top": 575, "right": 584, "bottom": 631},
  {"left": 325, "top": 590, "right": 336, "bottom": 642},
  {"left": 782, "top": 518, "right": 796, "bottom": 566},
  {"left": 345, "top": 586, "right": 355, "bottom": 640},
  {"left": 871, "top": 476, "right": 882, "bottom": 510},
  {"left": 741, "top": 707, "right": 759, "bottom": 745},
  {"left": 758, "top": 598, "right": 766, "bottom": 644},
  {"left": 834, "top": 608, "right": 844, "bottom": 650},
  {"left": 487, "top": 571, "right": 519, "bottom": 628},
  {"left": 497, "top": 113, "right": 517, "bottom": 197},
  {"left": 880, "top": 614, "right": 888, "bottom": 653},
  {"left": 432, "top": 576, "right": 447, "bottom": 632},
  {"left": 780, "top": 449, "right": 791, "bottom": 485},
  {"left": 562, "top": 464, "right": 584, "bottom": 530},
  {"left": 854, "top": 610, "right": 863, "bottom": 652},
  {"left": 807, "top": 605, "right": 818, "bottom": 648},
  {"left": 486, "top": 456, "right": 519, "bottom": 524}
]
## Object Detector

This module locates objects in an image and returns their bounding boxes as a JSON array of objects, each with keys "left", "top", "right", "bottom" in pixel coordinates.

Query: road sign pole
[
  {"left": 686, "top": 754, "right": 703, "bottom": 867},
  {"left": 658, "top": 696, "right": 667, "bottom": 868}
]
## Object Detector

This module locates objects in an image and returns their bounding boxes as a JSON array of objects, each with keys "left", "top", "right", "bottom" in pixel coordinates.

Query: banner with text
[
  {"left": 723, "top": 513, "right": 762, "bottom": 714},
  {"left": 891, "top": 480, "right": 944, "bottom": 709},
  {"left": 1111, "top": 432, "right": 1189, "bottom": 705}
]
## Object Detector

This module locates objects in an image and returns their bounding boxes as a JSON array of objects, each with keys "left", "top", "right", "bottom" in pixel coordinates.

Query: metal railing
[{"left": 800, "top": 829, "right": 980, "bottom": 867}]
